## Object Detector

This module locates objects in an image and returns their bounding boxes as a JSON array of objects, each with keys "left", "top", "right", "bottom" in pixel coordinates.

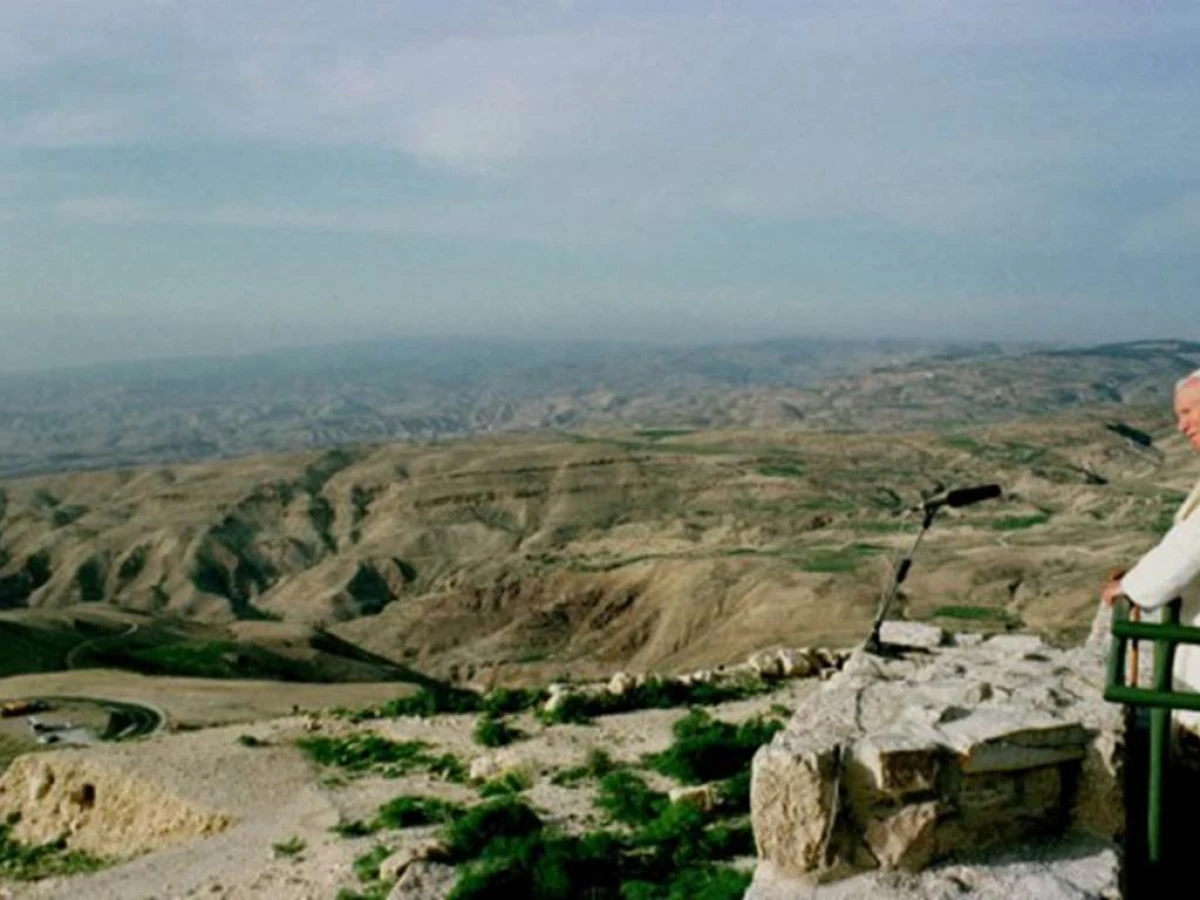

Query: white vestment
[{"left": 1122, "top": 477, "right": 1200, "bottom": 731}]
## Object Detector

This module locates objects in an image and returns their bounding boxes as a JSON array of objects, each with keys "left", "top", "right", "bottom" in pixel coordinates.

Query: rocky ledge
[{"left": 747, "top": 621, "right": 1123, "bottom": 899}]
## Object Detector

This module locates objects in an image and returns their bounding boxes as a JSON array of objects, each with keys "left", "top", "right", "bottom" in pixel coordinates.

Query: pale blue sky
[{"left": 2, "top": 1, "right": 1199, "bottom": 371}]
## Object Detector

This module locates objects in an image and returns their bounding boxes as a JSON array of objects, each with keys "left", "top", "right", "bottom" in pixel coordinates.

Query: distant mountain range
[{"left": 1, "top": 336, "right": 1197, "bottom": 479}]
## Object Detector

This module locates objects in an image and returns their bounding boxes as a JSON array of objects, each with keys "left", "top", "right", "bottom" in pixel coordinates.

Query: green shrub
[
  {"left": 479, "top": 769, "right": 534, "bottom": 798},
  {"left": 297, "top": 734, "right": 432, "bottom": 775},
  {"left": 621, "top": 864, "right": 752, "bottom": 900},
  {"left": 647, "top": 710, "right": 782, "bottom": 785},
  {"left": 552, "top": 748, "right": 618, "bottom": 786},
  {"left": 0, "top": 817, "right": 107, "bottom": 881},
  {"left": 443, "top": 797, "right": 545, "bottom": 862},
  {"left": 438, "top": 791, "right": 753, "bottom": 899},
  {"left": 339, "top": 686, "right": 484, "bottom": 722},
  {"left": 428, "top": 752, "right": 470, "bottom": 783},
  {"left": 352, "top": 844, "right": 392, "bottom": 882},
  {"left": 473, "top": 713, "right": 522, "bottom": 748},
  {"left": 482, "top": 688, "right": 544, "bottom": 716},
  {"left": 375, "top": 795, "right": 466, "bottom": 830},
  {"left": 272, "top": 836, "right": 306, "bottom": 859},
  {"left": 595, "top": 771, "right": 668, "bottom": 825},
  {"left": 539, "top": 678, "right": 774, "bottom": 726},
  {"left": 332, "top": 818, "right": 376, "bottom": 838}
]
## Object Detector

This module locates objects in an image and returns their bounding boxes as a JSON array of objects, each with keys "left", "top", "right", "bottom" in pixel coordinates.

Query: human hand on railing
[{"left": 1101, "top": 568, "right": 1127, "bottom": 608}]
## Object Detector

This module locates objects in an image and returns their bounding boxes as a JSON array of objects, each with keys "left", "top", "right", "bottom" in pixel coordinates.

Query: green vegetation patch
[
  {"left": 298, "top": 733, "right": 437, "bottom": 777},
  {"left": 375, "top": 795, "right": 466, "bottom": 830},
  {"left": 798, "top": 543, "right": 883, "bottom": 573},
  {"left": 473, "top": 713, "right": 523, "bottom": 748},
  {"left": 0, "top": 815, "right": 108, "bottom": 881},
  {"left": 551, "top": 748, "right": 619, "bottom": 786},
  {"left": 540, "top": 677, "right": 776, "bottom": 726},
  {"left": 272, "top": 836, "right": 306, "bottom": 859},
  {"left": 756, "top": 463, "right": 805, "bottom": 478},
  {"left": 990, "top": 513, "right": 1050, "bottom": 531},
  {"left": 634, "top": 429, "right": 696, "bottom": 440},
  {"left": 439, "top": 795, "right": 751, "bottom": 900},
  {"left": 646, "top": 709, "right": 782, "bottom": 786},
  {"left": 337, "top": 686, "right": 484, "bottom": 722}
]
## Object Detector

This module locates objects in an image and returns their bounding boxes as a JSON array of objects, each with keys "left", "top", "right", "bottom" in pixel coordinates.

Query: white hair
[{"left": 1176, "top": 369, "right": 1200, "bottom": 392}]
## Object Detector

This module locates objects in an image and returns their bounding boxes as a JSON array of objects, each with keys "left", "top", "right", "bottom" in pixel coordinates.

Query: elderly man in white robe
[{"left": 1103, "top": 370, "right": 1200, "bottom": 742}]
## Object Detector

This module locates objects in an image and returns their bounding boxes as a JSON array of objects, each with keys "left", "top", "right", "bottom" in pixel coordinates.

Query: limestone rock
[
  {"left": 863, "top": 801, "right": 939, "bottom": 871},
  {"left": 777, "top": 648, "right": 815, "bottom": 678},
  {"left": 389, "top": 861, "right": 458, "bottom": 900},
  {"left": 749, "top": 632, "right": 1123, "bottom": 892},
  {"left": 379, "top": 840, "right": 447, "bottom": 882},
  {"left": 850, "top": 732, "right": 942, "bottom": 798},
  {"left": 879, "top": 621, "right": 945, "bottom": 649},
  {"left": 608, "top": 672, "right": 636, "bottom": 696},
  {"left": 938, "top": 710, "right": 1087, "bottom": 773},
  {"left": 668, "top": 783, "right": 719, "bottom": 813},
  {"left": 749, "top": 650, "right": 785, "bottom": 679},
  {"left": 751, "top": 741, "right": 842, "bottom": 876}
]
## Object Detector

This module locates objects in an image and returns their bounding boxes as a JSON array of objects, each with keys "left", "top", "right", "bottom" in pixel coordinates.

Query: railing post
[{"left": 1147, "top": 599, "right": 1181, "bottom": 865}]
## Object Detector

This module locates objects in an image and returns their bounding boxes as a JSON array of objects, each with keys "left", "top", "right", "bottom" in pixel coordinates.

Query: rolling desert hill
[{"left": 0, "top": 397, "right": 1192, "bottom": 687}]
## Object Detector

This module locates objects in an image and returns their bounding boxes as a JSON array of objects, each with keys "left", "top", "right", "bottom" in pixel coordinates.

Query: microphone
[{"left": 922, "top": 484, "right": 1002, "bottom": 511}]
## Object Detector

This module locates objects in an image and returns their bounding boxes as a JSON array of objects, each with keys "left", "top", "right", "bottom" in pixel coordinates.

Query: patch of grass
[
  {"left": 551, "top": 748, "right": 618, "bottom": 786},
  {"left": 798, "top": 543, "right": 883, "bottom": 574},
  {"left": 0, "top": 816, "right": 108, "bottom": 881},
  {"left": 990, "top": 513, "right": 1050, "bottom": 531},
  {"left": 438, "top": 793, "right": 753, "bottom": 899},
  {"left": 473, "top": 713, "right": 523, "bottom": 748},
  {"left": 540, "top": 677, "right": 775, "bottom": 726},
  {"left": 647, "top": 709, "right": 782, "bottom": 785},
  {"left": 272, "top": 836, "right": 306, "bottom": 859},
  {"left": 443, "top": 797, "right": 545, "bottom": 862},
  {"left": 595, "top": 771, "right": 668, "bottom": 825},
  {"left": 352, "top": 843, "right": 392, "bottom": 882},
  {"left": 479, "top": 769, "right": 534, "bottom": 798},
  {"left": 375, "top": 795, "right": 466, "bottom": 830},
  {"left": 941, "top": 434, "right": 983, "bottom": 453},
  {"left": 297, "top": 734, "right": 434, "bottom": 777},
  {"left": 428, "top": 752, "right": 470, "bottom": 784},
  {"left": 633, "top": 429, "right": 695, "bottom": 440},
  {"left": 332, "top": 818, "right": 376, "bottom": 838},
  {"left": 339, "top": 686, "right": 484, "bottom": 722},
  {"left": 482, "top": 688, "right": 543, "bottom": 715},
  {"left": 757, "top": 463, "right": 805, "bottom": 478}
]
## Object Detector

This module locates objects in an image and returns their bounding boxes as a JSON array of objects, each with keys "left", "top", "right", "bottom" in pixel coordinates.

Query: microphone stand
[{"left": 864, "top": 504, "right": 939, "bottom": 655}]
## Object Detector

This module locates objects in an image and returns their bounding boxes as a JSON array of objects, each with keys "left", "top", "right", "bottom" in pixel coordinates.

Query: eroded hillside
[{"left": 0, "top": 407, "right": 1193, "bottom": 684}]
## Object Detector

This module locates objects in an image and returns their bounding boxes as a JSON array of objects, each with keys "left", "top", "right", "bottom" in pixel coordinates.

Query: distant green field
[
  {"left": 990, "top": 513, "right": 1050, "bottom": 531},
  {"left": 757, "top": 464, "right": 805, "bottom": 478},
  {"left": 798, "top": 543, "right": 884, "bottom": 573},
  {"left": 931, "top": 605, "right": 1016, "bottom": 623}
]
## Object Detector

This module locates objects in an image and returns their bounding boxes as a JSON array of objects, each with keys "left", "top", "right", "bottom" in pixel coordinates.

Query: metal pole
[
  {"left": 865, "top": 506, "right": 936, "bottom": 653},
  {"left": 1147, "top": 600, "right": 1180, "bottom": 866}
]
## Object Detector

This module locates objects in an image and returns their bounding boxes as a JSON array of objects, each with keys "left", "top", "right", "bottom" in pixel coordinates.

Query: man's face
[{"left": 1174, "top": 380, "right": 1200, "bottom": 451}]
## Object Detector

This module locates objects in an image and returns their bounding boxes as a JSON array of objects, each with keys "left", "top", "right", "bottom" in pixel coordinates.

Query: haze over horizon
[{"left": 3, "top": 1, "right": 1199, "bottom": 372}]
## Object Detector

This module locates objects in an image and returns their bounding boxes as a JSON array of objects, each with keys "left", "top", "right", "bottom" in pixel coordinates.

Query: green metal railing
[{"left": 1104, "top": 598, "right": 1200, "bottom": 868}]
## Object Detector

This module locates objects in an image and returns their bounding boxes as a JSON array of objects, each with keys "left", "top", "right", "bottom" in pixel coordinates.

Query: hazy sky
[{"left": 2, "top": 1, "right": 1199, "bottom": 371}]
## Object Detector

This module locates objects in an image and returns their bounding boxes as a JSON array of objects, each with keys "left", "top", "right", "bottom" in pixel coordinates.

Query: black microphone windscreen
[{"left": 945, "top": 484, "right": 1002, "bottom": 508}]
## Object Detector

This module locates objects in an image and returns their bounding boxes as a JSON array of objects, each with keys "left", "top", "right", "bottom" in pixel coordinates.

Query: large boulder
[{"left": 748, "top": 629, "right": 1122, "bottom": 893}]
